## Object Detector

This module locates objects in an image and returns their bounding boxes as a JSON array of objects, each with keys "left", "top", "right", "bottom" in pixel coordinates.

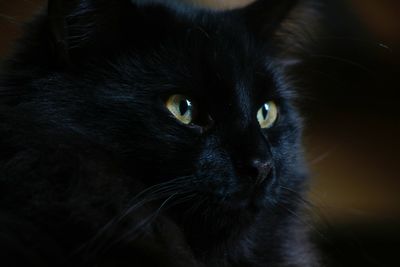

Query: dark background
[{"left": 1, "top": 0, "right": 399, "bottom": 266}]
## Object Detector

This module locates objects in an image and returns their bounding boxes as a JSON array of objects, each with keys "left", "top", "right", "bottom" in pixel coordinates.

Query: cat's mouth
[
  {"left": 198, "top": 170, "right": 274, "bottom": 210},
  {"left": 231, "top": 177, "right": 271, "bottom": 208}
]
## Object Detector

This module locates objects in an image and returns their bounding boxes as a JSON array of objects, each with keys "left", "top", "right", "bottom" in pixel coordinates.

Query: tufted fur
[{"left": 0, "top": 0, "right": 319, "bottom": 266}]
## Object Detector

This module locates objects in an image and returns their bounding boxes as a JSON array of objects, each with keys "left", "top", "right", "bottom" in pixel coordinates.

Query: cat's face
[
  {"left": 13, "top": 0, "right": 308, "bottom": 220},
  {"left": 111, "top": 28, "right": 303, "bottom": 212}
]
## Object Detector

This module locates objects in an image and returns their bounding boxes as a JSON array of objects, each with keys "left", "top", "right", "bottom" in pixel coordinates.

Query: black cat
[{"left": 0, "top": 0, "right": 319, "bottom": 266}]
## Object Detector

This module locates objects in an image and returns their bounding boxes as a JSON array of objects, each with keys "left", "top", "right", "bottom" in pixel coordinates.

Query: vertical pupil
[
  {"left": 179, "top": 99, "right": 189, "bottom": 115},
  {"left": 262, "top": 104, "right": 269, "bottom": 119}
]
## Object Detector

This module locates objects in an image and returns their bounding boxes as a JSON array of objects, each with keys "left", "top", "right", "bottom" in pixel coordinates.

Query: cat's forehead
[
  {"left": 151, "top": 19, "right": 281, "bottom": 101},
  {"left": 110, "top": 9, "right": 290, "bottom": 108}
]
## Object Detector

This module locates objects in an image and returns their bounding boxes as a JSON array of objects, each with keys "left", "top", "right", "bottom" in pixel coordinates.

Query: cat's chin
[
  {"left": 201, "top": 182, "right": 270, "bottom": 213},
  {"left": 202, "top": 174, "right": 273, "bottom": 211},
  {"left": 218, "top": 190, "right": 267, "bottom": 212},
  {"left": 170, "top": 185, "right": 269, "bottom": 254}
]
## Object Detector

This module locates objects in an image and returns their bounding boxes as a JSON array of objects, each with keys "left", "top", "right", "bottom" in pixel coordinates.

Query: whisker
[
  {"left": 279, "top": 186, "right": 385, "bottom": 266},
  {"left": 309, "top": 54, "right": 376, "bottom": 76},
  {"left": 86, "top": 190, "right": 196, "bottom": 260},
  {"left": 279, "top": 185, "right": 335, "bottom": 227},
  {"left": 182, "top": 194, "right": 206, "bottom": 221},
  {"left": 0, "top": 13, "right": 22, "bottom": 25},
  {"left": 73, "top": 175, "right": 197, "bottom": 262},
  {"left": 277, "top": 202, "right": 329, "bottom": 243},
  {"left": 104, "top": 192, "right": 180, "bottom": 248},
  {"left": 313, "top": 37, "right": 393, "bottom": 53}
]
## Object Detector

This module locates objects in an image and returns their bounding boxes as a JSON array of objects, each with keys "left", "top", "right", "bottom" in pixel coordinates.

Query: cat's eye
[
  {"left": 257, "top": 101, "right": 278, "bottom": 129},
  {"left": 165, "top": 94, "right": 195, "bottom": 125}
]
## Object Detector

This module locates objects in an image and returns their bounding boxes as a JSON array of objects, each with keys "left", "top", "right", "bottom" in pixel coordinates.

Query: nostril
[
  {"left": 236, "top": 159, "right": 272, "bottom": 185},
  {"left": 249, "top": 160, "right": 272, "bottom": 185},
  {"left": 244, "top": 164, "right": 260, "bottom": 179}
]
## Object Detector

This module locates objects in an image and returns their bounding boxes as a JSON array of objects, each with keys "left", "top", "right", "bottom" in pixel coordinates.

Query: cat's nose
[
  {"left": 238, "top": 159, "right": 272, "bottom": 185},
  {"left": 250, "top": 160, "right": 272, "bottom": 185}
]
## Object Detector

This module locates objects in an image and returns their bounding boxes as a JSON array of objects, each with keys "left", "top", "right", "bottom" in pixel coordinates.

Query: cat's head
[{"left": 3, "top": 0, "right": 314, "bottom": 228}]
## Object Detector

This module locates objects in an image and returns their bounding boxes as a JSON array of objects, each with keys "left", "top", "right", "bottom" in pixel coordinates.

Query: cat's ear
[
  {"left": 238, "top": 0, "right": 318, "bottom": 61},
  {"left": 47, "top": 0, "right": 132, "bottom": 67},
  {"left": 239, "top": 0, "right": 299, "bottom": 38},
  {"left": 47, "top": 0, "right": 71, "bottom": 65}
]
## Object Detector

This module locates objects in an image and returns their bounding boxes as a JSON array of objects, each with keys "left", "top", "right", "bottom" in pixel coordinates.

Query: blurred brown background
[{"left": 1, "top": 0, "right": 399, "bottom": 266}]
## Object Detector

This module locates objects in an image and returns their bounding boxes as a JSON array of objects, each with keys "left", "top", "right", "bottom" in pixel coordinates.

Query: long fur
[{"left": 0, "top": 0, "right": 319, "bottom": 266}]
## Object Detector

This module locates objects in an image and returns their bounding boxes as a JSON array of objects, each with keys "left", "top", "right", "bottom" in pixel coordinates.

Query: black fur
[{"left": 0, "top": 0, "right": 318, "bottom": 266}]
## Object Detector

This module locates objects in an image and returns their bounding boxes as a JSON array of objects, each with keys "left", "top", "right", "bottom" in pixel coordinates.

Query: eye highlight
[
  {"left": 165, "top": 94, "right": 194, "bottom": 125},
  {"left": 257, "top": 101, "right": 278, "bottom": 129}
]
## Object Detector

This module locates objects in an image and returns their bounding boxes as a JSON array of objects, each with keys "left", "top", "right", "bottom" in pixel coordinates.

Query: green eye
[
  {"left": 257, "top": 101, "right": 278, "bottom": 129},
  {"left": 166, "top": 94, "right": 194, "bottom": 125}
]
